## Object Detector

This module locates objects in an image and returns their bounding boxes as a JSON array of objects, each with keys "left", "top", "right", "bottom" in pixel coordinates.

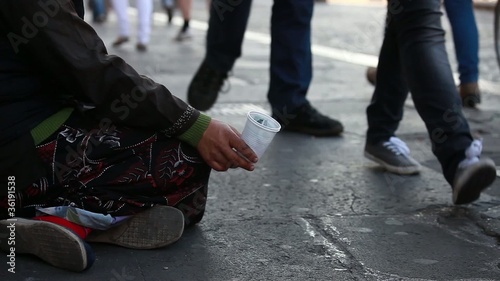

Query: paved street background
[{"left": 2, "top": 0, "right": 500, "bottom": 280}]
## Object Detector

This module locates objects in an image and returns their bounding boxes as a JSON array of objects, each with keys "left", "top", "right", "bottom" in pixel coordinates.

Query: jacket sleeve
[{"left": 0, "top": 0, "right": 209, "bottom": 146}]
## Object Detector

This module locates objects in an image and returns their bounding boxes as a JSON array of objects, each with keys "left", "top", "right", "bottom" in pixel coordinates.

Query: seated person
[{"left": 0, "top": 0, "right": 257, "bottom": 272}]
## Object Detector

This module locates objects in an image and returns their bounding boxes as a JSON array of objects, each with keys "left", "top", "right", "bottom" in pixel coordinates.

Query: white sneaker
[{"left": 452, "top": 139, "right": 497, "bottom": 205}]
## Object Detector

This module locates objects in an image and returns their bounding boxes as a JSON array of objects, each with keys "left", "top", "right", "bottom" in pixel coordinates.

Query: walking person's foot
[
  {"left": 272, "top": 103, "right": 344, "bottom": 137},
  {"left": 187, "top": 60, "right": 229, "bottom": 111},
  {"left": 136, "top": 43, "right": 147, "bottom": 52},
  {"left": 176, "top": 19, "right": 192, "bottom": 41},
  {"left": 459, "top": 82, "right": 481, "bottom": 108},
  {"left": 452, "top": 139, "right": 496, "bottom": 205},
  {"left": 112, "top": 36, "right": 129, "bottom": 47},
  {"left": 364, "top": 136, "right": 421, "bottom": 175}
]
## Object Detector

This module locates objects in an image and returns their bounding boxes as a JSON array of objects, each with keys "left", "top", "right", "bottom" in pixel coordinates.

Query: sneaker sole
[
  {"left": 364, "top": 151, "right": 421, "bottom": 175},
  {"left": 0, "top": 218, "right": 88, "bottom": 271},
  {"left": 453, "top": 158, "right": 496, "bottom": 205},
  {"left": 86, "top": 206, "right": 184, "bottom": 249}
]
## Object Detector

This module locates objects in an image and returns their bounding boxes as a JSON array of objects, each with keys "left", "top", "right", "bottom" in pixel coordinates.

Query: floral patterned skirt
[{"left": 0, "top": 115, "right": 211, "bottom": 227}]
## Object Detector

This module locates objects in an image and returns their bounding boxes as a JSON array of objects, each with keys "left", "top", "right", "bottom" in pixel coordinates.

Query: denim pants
[
  {"left": 366, "top": 0, "right": 473, "bottom": 184},
  {"left": 444, "top": 0, "right": 479, "bottom": 84},
  {"left": 205, "top": 0, "right": 314, "bottom": 113},
  {"left": 91, "top": 0, "right": 107, "bottom": 20}
]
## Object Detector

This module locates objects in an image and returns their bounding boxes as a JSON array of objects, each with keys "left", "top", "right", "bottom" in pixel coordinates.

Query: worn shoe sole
[
  {"left": 86, "top": 206, "right": 184, "bottom": 249},
  {"left": 0, "top": 218, "right": 88, "bottom": 271},
  {"left": 364, "top": 151, "right": 421, "bottom": 175},
  {"left": 453, "top": 158, "right": 496, "bottom": 205}
]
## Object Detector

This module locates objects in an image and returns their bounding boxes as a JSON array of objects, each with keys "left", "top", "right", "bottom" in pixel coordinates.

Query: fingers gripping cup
[{"left": 241, "top": 111, "right": 281, "bottom": 158}]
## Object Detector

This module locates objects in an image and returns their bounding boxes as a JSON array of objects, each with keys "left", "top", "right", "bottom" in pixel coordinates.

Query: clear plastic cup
[{"left": 241, "top": 111, "right": 281, "bottom": 158}]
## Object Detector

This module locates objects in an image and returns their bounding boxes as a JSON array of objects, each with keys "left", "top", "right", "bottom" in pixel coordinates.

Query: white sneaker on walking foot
[{"left": 453, "top": 139, "right": 497, "bottom": 205}]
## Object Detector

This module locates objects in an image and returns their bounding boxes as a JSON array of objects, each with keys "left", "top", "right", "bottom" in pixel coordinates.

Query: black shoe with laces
[
  {"left": 112, "top": 36, "right": 129, "bottom": 47},
  {"left": 187, "top": 60, "right": 228, "bottom": 111},
  {"left": 272, "top": 103, "right": 344, "bottom": 136}
]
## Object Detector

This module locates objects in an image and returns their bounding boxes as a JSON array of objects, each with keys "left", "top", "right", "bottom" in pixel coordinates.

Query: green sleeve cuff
[
  {"left": 178, "top": 113, "right": 212, "bottom": 147},
  {"left": 31, "top": 107, "right": 74, "bottom": 145}
]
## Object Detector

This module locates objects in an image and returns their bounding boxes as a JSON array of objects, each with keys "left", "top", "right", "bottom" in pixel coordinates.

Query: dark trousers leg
[
  {"left": 268, "top": 0, "right": 314, "bottom": 113},
  {"left": 205, "top": 0, "right": 253, "bottom": 73},
  {"left": 368, "top": 0, "right": 473, "bottom": 184},
  {"left": 366, "top": 25, "right": 409, "bottom": 145}
]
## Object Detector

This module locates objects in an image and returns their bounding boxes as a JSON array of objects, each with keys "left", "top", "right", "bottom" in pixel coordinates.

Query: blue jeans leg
[
  {"left": 92, "top": 0, "right": 106, "bottom": 20},
  {"left": 205, "top": 0, "right": 253, "bottom": 73},
  {"left": 444, "top": 0, "right": 479, "bottom": 84},
  {"left": 268, "top": 0, "right": 313, "bottom": 113}
]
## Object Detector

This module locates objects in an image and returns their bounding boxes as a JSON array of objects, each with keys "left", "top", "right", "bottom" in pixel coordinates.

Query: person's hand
[{"left": 197, "top": 119, "right": 258, "bottom": 171}]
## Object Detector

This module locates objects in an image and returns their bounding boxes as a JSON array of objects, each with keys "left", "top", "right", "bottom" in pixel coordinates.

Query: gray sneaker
[
  {"left": 364, "top": 137, "right": 421, "bottom": 175},
  {"left": 453, "top": 140, "right": 497, "bottom": 205},
  {"left": 86, "top": 205, "right": 184, "bottom": 249}
]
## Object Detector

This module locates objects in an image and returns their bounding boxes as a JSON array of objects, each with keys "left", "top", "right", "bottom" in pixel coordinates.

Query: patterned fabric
[
  {"left": 0, "top": 116, "right": 211, "bottom": 227},
  {"left": 35, "top": 206, "right": 130, "bottom": 230}
]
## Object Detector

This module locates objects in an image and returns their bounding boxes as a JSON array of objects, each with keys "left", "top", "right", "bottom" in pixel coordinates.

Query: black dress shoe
[
  {"left": 273, "top": 103, "right": 343, "bottom": 137},
  {"left": 187, "top": 60, "right": 228, "bottom": 111}
]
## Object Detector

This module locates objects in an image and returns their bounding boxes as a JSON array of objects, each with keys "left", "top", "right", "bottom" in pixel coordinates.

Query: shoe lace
[
  {"left": 458, "top": 139, "right": 482, "bottom": 169},
  {"left": 382, "top": 137, "right": 410, "bottom": 156}
]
